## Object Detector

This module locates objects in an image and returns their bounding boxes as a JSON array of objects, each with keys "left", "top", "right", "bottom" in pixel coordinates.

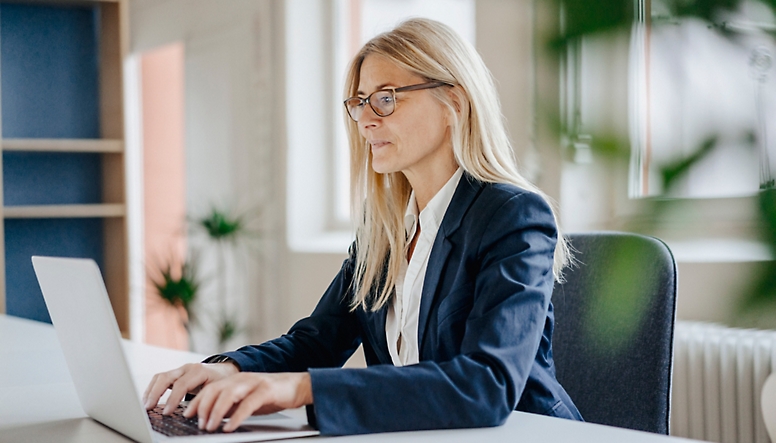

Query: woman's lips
[{"left": 370, "top": 140, "right": 390, "bottom": 150}]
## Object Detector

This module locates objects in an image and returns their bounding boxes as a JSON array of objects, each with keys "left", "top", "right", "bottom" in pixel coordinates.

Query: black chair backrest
[{"left": 551, "top": 232, "right": 677, "bottom": 434}]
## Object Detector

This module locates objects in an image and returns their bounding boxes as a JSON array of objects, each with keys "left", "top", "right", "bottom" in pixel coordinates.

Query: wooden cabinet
[{"left": 0, "top": 0, "right": 130, "bottom": 336}]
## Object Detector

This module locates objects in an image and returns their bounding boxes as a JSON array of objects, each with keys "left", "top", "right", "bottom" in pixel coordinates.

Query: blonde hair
[{"left": 345, "top": 18, "right": 569, "bottom": 311}]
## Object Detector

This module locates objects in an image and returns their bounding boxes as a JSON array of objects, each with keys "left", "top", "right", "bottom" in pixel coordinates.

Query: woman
[{"left": 143, "top": 18, "right": 582, "bottom": 435}]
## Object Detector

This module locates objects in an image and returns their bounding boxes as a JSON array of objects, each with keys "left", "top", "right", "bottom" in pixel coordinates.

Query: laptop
[{"left": 32, "top": 256, "right": 319, "bottom": 442}]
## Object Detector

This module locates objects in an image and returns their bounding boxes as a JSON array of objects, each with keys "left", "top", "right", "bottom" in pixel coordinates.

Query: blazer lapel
[
  {"left": 417, "top": 174, "right": 484, "bottom": 355},
  {"left": 363, "top": 296, "right": 390, "bottom": 363}
]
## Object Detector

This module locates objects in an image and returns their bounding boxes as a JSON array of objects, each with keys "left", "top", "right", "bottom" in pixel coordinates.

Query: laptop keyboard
[{"left": 148, "top": 405, "right": 251, "bottom": 436}]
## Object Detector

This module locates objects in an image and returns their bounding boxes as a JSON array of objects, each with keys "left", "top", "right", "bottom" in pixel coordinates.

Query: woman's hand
[
  {"left": 183, "top": 372, "right": 313, "bottom": 432},
  {"left": 142, "top": 362, "right": 240, "bottom": 413}
]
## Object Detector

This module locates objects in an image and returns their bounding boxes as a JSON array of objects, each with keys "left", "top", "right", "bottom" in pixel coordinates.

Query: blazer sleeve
[
  {"left": 220, "top": 246, "right": 362, "bottom": 374},
  {"left": 308, "top": 191, "right": 558, "bottom": 435}
]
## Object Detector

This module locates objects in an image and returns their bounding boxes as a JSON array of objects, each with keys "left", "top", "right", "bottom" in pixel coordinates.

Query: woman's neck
[{"left": 403, "top": 154, "right": 458, "bottom": 212}]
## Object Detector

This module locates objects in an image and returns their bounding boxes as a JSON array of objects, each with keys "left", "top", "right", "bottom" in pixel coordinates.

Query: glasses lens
[
  {"left": 371, "top": 91, "right": 395, "bottom": 116},
  {"left": 345, "top": 98, "right": 363, "bottom": 122}
]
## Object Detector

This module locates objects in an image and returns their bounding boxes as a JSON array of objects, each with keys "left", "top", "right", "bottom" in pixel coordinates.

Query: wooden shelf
[
  {"left": 3, "top": 204, "right": 125, "bottom": 218},
  {"left": 2, "top": 138, "right": 123, "bottom": 153},
  {"left": 0, "top": 0, "right": 131, "bottom": 335},
  {"left": 3, "top": 0, "right": 120, "bottom": 6}
]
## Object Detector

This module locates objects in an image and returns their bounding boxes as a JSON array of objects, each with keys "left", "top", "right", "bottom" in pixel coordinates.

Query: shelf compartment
[
  {"left": 3, "top": 204, "right": 125, "bottom": 218},
  {"left": 4, "top": 217, "right": 105, "bottom": 323},
  {"left": 0, "top": 0, "right": 128, "bottom": 335},
  {"left": 0, "top": 3, "right": 100, "bottom": 139},
  {"left": 2, "top": 138, "right": 123, "bottom": 153},
  {"left": 3, "top": 151, "right": 103, "bottom": 206}
]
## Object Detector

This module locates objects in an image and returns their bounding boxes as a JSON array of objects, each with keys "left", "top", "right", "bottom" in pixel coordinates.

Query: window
[
  {"left": 560, "top": 0, "right": 776, "bottom": 261},
  {"left": 631, "top": 0, "right": 776, "bottom": 198}
]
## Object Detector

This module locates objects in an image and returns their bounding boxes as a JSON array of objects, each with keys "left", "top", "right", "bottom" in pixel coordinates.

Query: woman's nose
[{"left": 358, "top": 103, "right": 381, "bottom": 128}]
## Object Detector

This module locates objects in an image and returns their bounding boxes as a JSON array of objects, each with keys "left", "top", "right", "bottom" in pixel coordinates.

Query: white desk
[{"left": 0, "top": 314, "right": 703, "bottom": 443}]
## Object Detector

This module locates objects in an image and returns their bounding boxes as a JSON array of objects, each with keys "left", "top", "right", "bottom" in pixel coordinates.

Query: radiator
[{"left": 671, "top": 321, "right": 776, "bottom": 443}]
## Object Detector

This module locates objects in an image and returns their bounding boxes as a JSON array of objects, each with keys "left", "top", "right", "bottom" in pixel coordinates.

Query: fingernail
[{"left": 198, "top": 418, "right": 204, "bottom": 429}]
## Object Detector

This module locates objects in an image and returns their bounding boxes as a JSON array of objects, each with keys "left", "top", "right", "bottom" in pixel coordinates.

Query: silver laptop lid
[{"left": 32, "top": 256, "right": 154, "bottom": 443}]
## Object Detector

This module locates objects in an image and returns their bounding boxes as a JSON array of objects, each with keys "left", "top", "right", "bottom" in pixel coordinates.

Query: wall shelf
[
  {"left": 0, "top": 0, "right": 130, "bottom": 335},
  {"left": 2, "top": 138, "right": 123, "bottom": 153},
  {"left": 8, "top": 0, "right": 121, "bottom": 4},
  {"left": 3, "top": 204, "right": 125, "bottom": 219}
]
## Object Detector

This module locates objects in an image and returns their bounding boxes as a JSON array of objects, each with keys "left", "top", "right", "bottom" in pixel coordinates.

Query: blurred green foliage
[
  {"left": 660, "top": 136, "right": 718, "bottom": 193},
  {"left": 557, "top": 0, "right": 633, "bottom": 45},
  {"left": 554, "top": 0, "right": 775, "bottom": 48},
  {"left": 217, "top": 318, "right": 239, "bottom": 348},
  {"left": 149, "top": 207, "right": 255, "bottom": 351},
  {"left": 193, "top": 207, "right": 254, "bottom": 350},
  {"left": 199, "top": 208, "right": 244, "bottom": 242},
  {"left": 547, "top": 0, "right": 776, "bottom": 344},
  {"left": 582, "top": 240, "right": 656, "bottom": 354},
  {"left": 152, "top": 260, "right": 200, "bottom": 329},
  {"left": 669, "top": 0, "right": 741, "bottom": 21},
  {"left": 743, "top": 190, "right": 776, "bottom": 310}
]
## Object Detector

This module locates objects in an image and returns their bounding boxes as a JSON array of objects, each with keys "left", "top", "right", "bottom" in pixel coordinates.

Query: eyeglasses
[{"left": 343, "top": 81, "right": 452, "bottom": 122}]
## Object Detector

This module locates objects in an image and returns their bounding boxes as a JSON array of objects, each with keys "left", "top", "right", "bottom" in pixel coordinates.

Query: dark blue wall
[
  {"left": 3, "top": 152, "right": 102, "bottom": 206},
  {"left": 1, "top": 4, "right": 105, "bottom": 323},
  {"left": 5, "top": 218, "right": 104, "bottom": 323},
  {"left": 1, "top": 3, "right": 100, "bottom": 138}
]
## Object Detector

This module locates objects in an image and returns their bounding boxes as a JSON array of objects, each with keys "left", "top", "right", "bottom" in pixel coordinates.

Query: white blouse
[{"left": 385, "top": 168, "right": 463, "bottom": 366}]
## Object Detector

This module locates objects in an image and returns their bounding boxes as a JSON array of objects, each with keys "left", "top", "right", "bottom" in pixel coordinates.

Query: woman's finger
[
  {"left": 222, "top": 390, "right": 265, "bottom": 432},
  {"left": 182, "top": 389, "right": 201, "bottom": 418},
  {"left": 143, "top": 368, "right": 183, "bottom": 409},
  {"left": 142, "top": 373, "right": 159, "bottom": 405},
  {"left": 164, "top": 368, "right": 209, "bottom": 414},
  {"left": 184, "top": 372, "right": 312, "bottom": 431},
  {"left": 204, "top": 379, "right": 254, "bottom": 431},
  {"left": 205, "top": 391, "right": 235, "bottom": 431},
  {"left": 192, "top": 381, "right": 222, "bottom": 428}
]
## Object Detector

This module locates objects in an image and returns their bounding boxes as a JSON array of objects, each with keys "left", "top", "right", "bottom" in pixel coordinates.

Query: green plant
[
  {"left": 553, "top": 0, "right": 774, "bottom": 50},
  {"left": 741, "top": 189, "right": 776, "bottom": 313},
  {"left": 192, "top": 207, "right": 258, "bottom": 351},
  {"left": 151, "top": 259, "right": 200, "bottom": 332},
  {"left": 199, "top": 208, "right": 244, "bottom": 241},
  {"left": 217, "top": 317, "right": 239, "bottom": 348}
]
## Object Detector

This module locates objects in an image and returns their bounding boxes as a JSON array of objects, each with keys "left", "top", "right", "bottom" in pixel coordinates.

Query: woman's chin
[{"left": 370, "top": 160, "right": 398, "bottom": 175}]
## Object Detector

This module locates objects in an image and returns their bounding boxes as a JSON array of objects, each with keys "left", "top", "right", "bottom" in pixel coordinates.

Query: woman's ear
[{"left": 447, "top": 85, "right": 465, "bottom": 118}]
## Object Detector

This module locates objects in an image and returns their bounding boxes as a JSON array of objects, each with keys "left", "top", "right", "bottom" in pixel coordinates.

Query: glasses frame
[{"left": 343, "top": 81, "right": 453, "bottom": 122}]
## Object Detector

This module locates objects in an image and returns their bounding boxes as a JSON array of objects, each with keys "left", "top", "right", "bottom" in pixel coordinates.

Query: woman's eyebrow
[{"left": 356, "top": 83, "right": 395, "bottom": 96}]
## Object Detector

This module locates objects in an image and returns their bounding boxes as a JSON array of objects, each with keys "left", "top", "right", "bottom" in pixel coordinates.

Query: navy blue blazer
[{"left": 223, "top": 174, "right": 582, "bottom": 435}]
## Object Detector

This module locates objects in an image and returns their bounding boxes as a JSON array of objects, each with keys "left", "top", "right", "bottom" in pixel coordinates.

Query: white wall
[
  {"left": 130, "top": 0, "right": 292, "bottom": 350},
  {"left": 476, "top": 0, "right": 539, "bottom": 181}
]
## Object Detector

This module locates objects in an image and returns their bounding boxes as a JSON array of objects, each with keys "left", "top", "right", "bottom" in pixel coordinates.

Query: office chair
[{"left": 551, "top": 232, "right": 677, "bottom": 435}]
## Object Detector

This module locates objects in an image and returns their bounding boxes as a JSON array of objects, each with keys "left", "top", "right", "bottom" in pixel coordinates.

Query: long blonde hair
[{"left": 345, "top": 18, "right": 569, "bottom": 311}]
